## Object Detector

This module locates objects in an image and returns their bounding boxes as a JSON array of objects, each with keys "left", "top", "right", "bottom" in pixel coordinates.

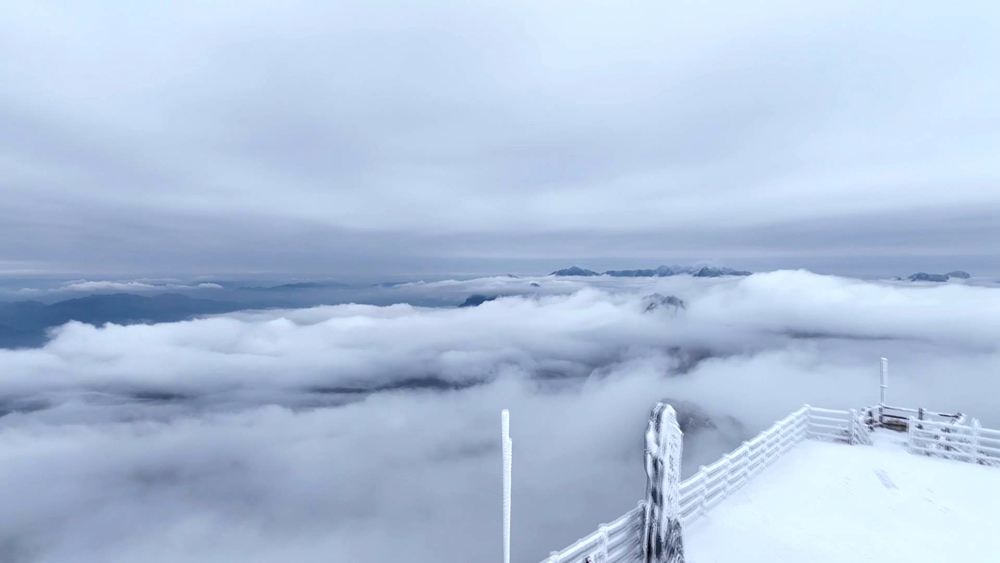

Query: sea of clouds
[{"left": 0, "top": 270, "right": 998, "bottom": 563}]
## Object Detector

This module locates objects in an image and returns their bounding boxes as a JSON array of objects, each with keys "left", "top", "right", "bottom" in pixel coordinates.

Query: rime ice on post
[
  {"left": 642, "top": 403, "right": 685, "bottom": 563},
  {"left": 502, "top": 410, "right": 512, "bottom": 563},
  {"left": 879, "top": 357, "right": 889, "bottom": 405}
]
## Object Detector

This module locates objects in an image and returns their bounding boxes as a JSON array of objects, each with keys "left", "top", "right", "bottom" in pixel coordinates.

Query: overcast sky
[{"left": 2, "top": 1, "right": 998, "bottom": 279}]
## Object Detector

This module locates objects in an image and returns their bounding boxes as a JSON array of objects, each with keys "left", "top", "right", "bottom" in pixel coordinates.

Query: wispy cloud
[{"left": 12, "top": 280, "right": 224, "bottom": 296}]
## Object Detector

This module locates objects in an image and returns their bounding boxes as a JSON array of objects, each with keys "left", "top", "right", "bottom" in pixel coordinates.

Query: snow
[{"left": 685, "top": 430, "right": 1000, "bottom": 562}]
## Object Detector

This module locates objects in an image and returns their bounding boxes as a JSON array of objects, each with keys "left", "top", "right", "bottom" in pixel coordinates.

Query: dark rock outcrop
[
  {"left": 642, "top": 293, "right": 686, "bottom": 313},
  {"left": 946, "top": 270, "right": 971, "bottom": 279}
]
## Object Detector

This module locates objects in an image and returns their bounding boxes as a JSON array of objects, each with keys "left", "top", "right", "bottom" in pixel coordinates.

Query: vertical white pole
[
  {"left": 502, "top": 410, "right": 512, "bottom": 563},
  {"left": 879, "top": 358, "right": 889, "bottom": 405},
  {"left": 879, "top": 358, "right": 889, "bottom": 427}
]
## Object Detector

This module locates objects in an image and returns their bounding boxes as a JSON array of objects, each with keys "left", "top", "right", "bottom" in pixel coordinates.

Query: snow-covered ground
[{"left": 685, "top": 430, "right": 1000, "bottom": 562}]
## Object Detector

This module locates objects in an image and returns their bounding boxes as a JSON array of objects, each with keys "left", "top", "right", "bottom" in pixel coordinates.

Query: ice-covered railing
[
  {"left": 876, "top": 404, "right": 965, "bottom": 432},
  {"left": 538, "top": 505, "right": 644, "bottom": 563},
  {"left": 535, "top": 404, "right": 866, "bottom": 563},
  {"left": 908, "top": 416, "right": 1000, "bottom": 467}
]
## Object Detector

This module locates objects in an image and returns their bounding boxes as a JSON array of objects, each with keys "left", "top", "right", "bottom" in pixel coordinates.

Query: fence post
[
  {"left": 907, "top": 416, "right": 916, "bottom": 454},
  {"left": 723, "top": 454, "right": 732, "bottom": 498},
  {"left": 642, "top": 403, "right": 685, "bottom": 563},
  {"left": 849, "top": 409, "right": 857, "bottom": 445},
  {"left": 973, "top": 419, "right": 982, "bottom": 465},
  {"left": 740, "top": 442, "right": 749, "bottom": 484},
  {"left": 804, "top": 405, "right": 812, "bottom": 438},
  {"left": 597, "top": 524, "right": 609, "bottom": 563},
  {"left": 697, "top": 466, "right": 708, "bottom": 515}
]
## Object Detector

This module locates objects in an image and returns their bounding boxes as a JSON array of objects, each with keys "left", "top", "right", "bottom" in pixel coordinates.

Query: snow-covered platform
[{"left": 684, "top": 430, "right": 1000, "bottom": 562}]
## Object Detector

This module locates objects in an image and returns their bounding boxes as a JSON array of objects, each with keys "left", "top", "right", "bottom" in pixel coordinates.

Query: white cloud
[
  {"left": 11, "top": 280, "right": 224, "bottom": 296},
  {"left": 0, "top": 271, "right": 998, "bottom": 562}
]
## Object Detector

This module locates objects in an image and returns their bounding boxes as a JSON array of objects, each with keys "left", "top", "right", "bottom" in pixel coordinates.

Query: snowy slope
[{"left": 684, "top": 430, "right": 1000, "bottom": 562}]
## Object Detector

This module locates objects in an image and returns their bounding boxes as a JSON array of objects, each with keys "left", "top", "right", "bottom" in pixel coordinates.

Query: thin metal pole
[{"left": 502, "top": 410, "right": 512, "bottom": 563}]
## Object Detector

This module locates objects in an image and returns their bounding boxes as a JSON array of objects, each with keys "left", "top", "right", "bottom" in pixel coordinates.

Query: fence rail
[
  {"left": 907, "top": 417, "right": 1000, "bottom": 467},
  {"left": 680, "top": 406, "right": 811, "bottom": 526},
  {"left": 878, "top": 404, "right": 964, "bottom": 431},
  {"left": 536, "top": 404, "right": 857, "bottom": 563},
  {"left": 535, "top": 402, "right": 996, "bottom": 563}
]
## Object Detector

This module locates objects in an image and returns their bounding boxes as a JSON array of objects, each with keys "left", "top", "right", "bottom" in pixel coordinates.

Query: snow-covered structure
[{"left": 532, "top": 363, "right": 999, "bottom": 563}]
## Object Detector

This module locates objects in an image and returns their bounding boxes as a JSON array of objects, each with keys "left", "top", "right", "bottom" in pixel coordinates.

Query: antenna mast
[{"left": 502, "top": 409, "right": 512, "bottom": 563}]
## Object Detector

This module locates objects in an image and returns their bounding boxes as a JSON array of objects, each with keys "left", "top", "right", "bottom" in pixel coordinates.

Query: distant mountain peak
[
  {"left": 551, "top": 265, "right": 751, "bottom": 277},
  {"left": 238, "top": 281, "right": 349, "bottom": 291},
  {"left": 550, "top": 266, "right": 601, "bottom": 276},
  {"left": 907, "top": 272, "right": 950, "bottom": 283},
  {"left": 945, "top": 270, "right": 971, "bottom": 279},
  {"left": 458, "top": 294, "right": 499, "bottom": 307}
]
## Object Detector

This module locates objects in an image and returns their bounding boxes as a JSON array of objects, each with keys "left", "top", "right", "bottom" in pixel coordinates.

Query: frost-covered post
[
  {"left": 642, "top": 402, "right": 685, "bottom": 563},
  {"left": 596, "top": 524, "right": 610, "bottom": 563},
  {"left": 723, "top": 454, "right": 732, "bottom": 498},
  {"left": 849, "top": 409, "right": 858, "bottom": 445},
  {"left": 879, "top": 358, "right": 889, "bottom": 405},
  {"left": 502, "top": 410, "right": 512, "bottom": 563},
  {"left": 740, "top": 441, "right": 750, "bottom": 484},
  {"left": 972, "top": 419, "right": 982, "bottom": 464},
  {"left": 907, "top": 415, "right": 917, "bottom": 453},
  {"left": 696, "top": 466, "right": 707, "bottom": 515}
]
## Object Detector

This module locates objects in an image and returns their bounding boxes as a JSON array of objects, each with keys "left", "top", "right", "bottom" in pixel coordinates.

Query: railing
[
  {"left": 877, "top": 404, "right": 963, "bottom": 431},
  {"left": 539, "top": 505, "right": 643, "bottom": 563},
  {"left": 907, "top": 417, "right": 1000, "bottom": 467},
  {"left": 851, "top": 408, "right": 874, "bottom": 446},
  {"left": 679, "top": 406, "right": 808, "bottom": 525},
  {"left": 536, "top": 397, "right": 991, "bottom": 563},
  {"left": 536, "top": 404, "right": 860, "bottom": 563}
]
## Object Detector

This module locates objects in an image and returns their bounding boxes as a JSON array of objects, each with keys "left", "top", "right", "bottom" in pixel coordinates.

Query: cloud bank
[
  {"left": 8, "top": 280, "right": 224, "bottom": 298},
  {"left": 0, "top": 271, "right": 998, "bottom": 563}
]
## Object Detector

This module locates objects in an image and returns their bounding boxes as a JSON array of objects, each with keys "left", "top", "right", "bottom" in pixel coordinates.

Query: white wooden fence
[
  {"left": 536, "top": 404, "right": 860, "bottom": 563},
  {"left": 907, "top": 416, "right": 1000, "bottom": 467}
]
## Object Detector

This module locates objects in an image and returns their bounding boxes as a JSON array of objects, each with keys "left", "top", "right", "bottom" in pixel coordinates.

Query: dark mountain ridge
[{"left": 551, "top": 265, "right": 752, "bottom": 277}]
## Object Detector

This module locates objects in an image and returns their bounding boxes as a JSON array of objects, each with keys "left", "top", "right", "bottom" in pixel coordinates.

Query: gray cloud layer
[
  {"left": 2, "top": 1, "right": 999, "bottom": 277},
  {"left": 0, "top": 272, "right": 998, "bottom": 562}
]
